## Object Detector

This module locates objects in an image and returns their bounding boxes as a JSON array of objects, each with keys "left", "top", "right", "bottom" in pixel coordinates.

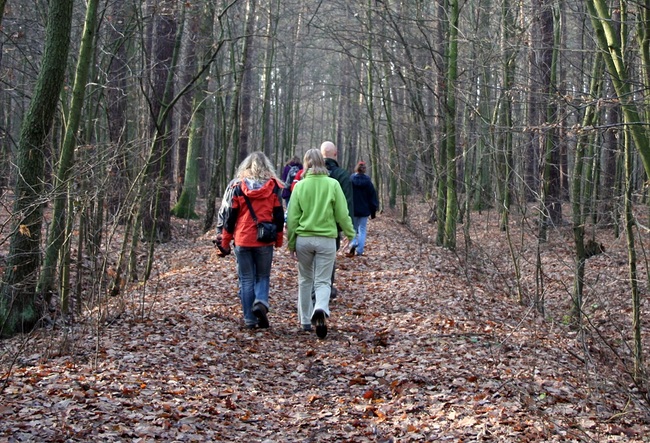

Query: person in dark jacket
[
  {"left": 320, "top": 141, "right": 354, "bottom": 298},
  {"left": 320, "top": 141, "right": 353, "bottom": 216},
  {"left": 280, "top": 155, "right": 302, "bottom": 208},
  {"left": 347, "top": 161, "right": 378, "bottom": 257},
  {"left": 216, "top": 151, "right": 285, "bottom": 330}
]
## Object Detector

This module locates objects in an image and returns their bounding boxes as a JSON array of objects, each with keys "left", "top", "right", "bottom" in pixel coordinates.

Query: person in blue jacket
[{"left": 347, "top": 161, "right": 378, "bottom": 257}]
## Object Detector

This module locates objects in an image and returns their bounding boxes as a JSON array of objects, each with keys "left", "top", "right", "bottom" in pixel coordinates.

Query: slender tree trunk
[
  {"left": 174, "top": 10, "right": 196, "bottom": 203},
  {"left": 587, "top": 0, "right": 650, "bottom": 178},
  {"left": 623, "top": 129, "right": 643, "bottom": 384},
  {"left": 238, "top": 0, "right": 257, "bottom": 162},
  {"left": 443, "top": 0, "right": 459, "bottom": 250},
  {"left": 379, "top": 57, "right": 401, "bottom": 221},
  {"left": 38, "top": 0, "right": 99, "bottom": 300},
  {"left": 141, "top": 8, "right": 179, "bottom": 244},
  {"left": 588, "top": 0, "right": 647, "bottom": 385},
  {"left": 365, "top": 0, "right": 384, "bottom": 212},
  {"left": 435, "top": 0, "right": 448, "bottom": 246},
  {"left": 497, "top": 0, "right": 515, "bottom": 231},
  {"left": 0, "top": 0, "right": 6, "bottom": 30},
  {"left": 104, "top": 0, "right": 131, "bottom": 228},
  {"left": 535, "top": 0, "right": 561, "bottom": 241},
  {"left": 171, "top": 4, "right": 214, "bottom": 220},
  {"left": 171, "top": 81, "right": 207, "bottom": 219},
  {"left": 571, "top": 52, "right": 602, "bottom": 324},
  {"left": 261, "top": 0, "right": 278, "bottom": 157},
  {"left": 599, "top": 78, "right": 620, "bottom": 227}
]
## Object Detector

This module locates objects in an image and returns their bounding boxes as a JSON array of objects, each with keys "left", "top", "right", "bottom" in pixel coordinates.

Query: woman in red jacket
[{"left": 219, "top": 152, "right": 285, "bottom": 329}]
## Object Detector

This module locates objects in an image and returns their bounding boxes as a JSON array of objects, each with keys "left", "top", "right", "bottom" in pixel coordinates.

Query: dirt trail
[{"left": 0, "top": 211, "right": 646, "bottom": 442}]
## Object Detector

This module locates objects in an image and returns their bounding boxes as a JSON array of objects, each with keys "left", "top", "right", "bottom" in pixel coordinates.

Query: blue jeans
[
  {"left": 234, "top": 245, "right": 274, "bottom": 327},
  {"left": 351, "top": 216, "right": 369, "bottom": 255}
]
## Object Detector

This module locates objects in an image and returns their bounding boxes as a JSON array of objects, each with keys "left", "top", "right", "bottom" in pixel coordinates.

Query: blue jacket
[{"left": 351, "top": 173, "right": 378, "bottom": 218}]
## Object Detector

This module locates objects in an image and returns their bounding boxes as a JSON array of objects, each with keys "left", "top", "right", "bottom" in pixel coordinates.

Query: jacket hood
[
  {"left": 241, "top": 177, "right": 280, "bottom": 199},
  {"left": 324, "top": 158, "right": 340, "bottom": 169},
  {"left": 351, "top": 173, "right": 372, "bottom": 186}
]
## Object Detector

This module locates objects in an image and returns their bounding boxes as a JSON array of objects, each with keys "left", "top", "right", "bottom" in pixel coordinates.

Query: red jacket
[
  {"left": 221, "top": 178, "right": 284, "bottom": 248},
  {"left": 290, "top": 169, "right": 304, "bottom": 192}
]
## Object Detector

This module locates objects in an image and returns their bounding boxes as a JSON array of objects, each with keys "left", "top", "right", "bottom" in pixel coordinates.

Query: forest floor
[{"left": 1, "top": 200, "right": 650, "bottom": 442}]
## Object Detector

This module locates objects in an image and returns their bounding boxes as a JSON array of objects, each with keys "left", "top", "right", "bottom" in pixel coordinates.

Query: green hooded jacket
[{"left": 286, "top": 172, "right": 355, "bottom": 251}]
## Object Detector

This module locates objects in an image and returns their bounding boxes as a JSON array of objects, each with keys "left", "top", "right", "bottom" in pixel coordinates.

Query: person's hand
[
  {"left": 290, "top": 250, "right": 297, "bottom": 261},
  {"left": 219, "top": 244, "right": 231, "bottom": 257},
  {"left": 214, "top": 235, "right": 231, "bottom": 257}
]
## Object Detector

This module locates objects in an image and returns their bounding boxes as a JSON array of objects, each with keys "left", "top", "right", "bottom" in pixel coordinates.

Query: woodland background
[{"left": 2, "top": 0, "right": 650, "bottom": 440}]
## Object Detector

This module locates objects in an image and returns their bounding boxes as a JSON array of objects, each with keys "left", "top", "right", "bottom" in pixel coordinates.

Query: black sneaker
[
  {"left": 252, "top": 303, "right": 269, "bottom": 329},
  {"left": 301, "top": 324, "right": 313, "bottom": 332},
  {"left": 311, "top": 309, "right": 327, "bottom": 339},
  {"left": 345, "top": 246, "right": 356, "bottom": 257}
]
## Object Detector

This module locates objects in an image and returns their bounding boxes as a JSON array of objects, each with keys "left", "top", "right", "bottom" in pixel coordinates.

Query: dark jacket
[
  {"left": 281, "top": 162, "right": 302, "bottom": 199},
  {"left": 325, "top": 158, "right": 354, "bottom": 217},
  {"left": 351, "top": 173, "right": 378, "bottom": 218}
]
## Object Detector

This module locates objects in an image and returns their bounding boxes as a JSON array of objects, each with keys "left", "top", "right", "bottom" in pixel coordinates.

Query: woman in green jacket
[{"left": 286, "top": 149, "right": 355, "bottom": 339}]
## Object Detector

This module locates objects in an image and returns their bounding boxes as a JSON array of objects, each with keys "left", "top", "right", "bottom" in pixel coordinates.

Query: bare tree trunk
[
  {"left": 261, "top": 0, "right": 278, "bottom": 158},
  {"left": 496, "top": 0, "right": 515, "bottom": 231},
  {"left": 38, "top": 0, "right": 100, "bottom": 301},
  {"left": 571, "top": 51, "right": 602, "bottom": 324},
  {"left": 533, "top": 0, "right": 560, "bottom": 241},
  {"left": 443, "top": 0, "right": 459, "bottom": 250},
  {"left": 599, "top": 79, "right": 620, "bottom": 228},
  {"left": 623, "top": 130, "right": 643, "bottom": 384},
  {"left": 141, "top": 7, "right": 179, "bottom": 244},
  {"left": 238, "top": 0, "right": 257, "bottom": 162}
]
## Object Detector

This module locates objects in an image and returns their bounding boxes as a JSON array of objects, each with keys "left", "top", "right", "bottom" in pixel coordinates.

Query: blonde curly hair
[{"left": 236, "top": 151, "right": 279, "bottom": 181}]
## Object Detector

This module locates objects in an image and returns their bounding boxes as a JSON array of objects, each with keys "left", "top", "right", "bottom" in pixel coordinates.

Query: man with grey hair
[{"left": 320, "top": 141, "right": 354, "bottom": 299}]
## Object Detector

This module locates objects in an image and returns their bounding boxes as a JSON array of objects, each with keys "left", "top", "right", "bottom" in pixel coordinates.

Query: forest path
[{"left": 0, "top": 209, "right": 646, "bottom": 442}]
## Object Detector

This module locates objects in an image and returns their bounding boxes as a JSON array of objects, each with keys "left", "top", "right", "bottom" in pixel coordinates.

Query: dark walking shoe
[
  {"left": 330, "top": 285, "right": 338, "bottom": 299},
  {"left": 311, "top": 309, "right": 327, "bottom": 339},
  {"left": 345, "top": 246, "right": 356, "bottom": 257},
  {"left": 252, "top": 303, "right": 269, "bottom": 329},
  {"left": 301, "top": 324, "right": 313, "bottom": 332}
]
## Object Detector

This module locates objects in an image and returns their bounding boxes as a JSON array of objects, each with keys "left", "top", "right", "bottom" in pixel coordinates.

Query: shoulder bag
[{"left": 241, "top": 192, "right": 277, "bottom": 243}]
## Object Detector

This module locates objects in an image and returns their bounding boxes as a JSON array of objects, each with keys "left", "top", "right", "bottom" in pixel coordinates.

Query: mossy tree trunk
[
  {"left": 588, "top": 0, "right": 650, "bottom": 384},
  {"left": 0, "top": 0, "right": 73, "bottom": 336}
]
